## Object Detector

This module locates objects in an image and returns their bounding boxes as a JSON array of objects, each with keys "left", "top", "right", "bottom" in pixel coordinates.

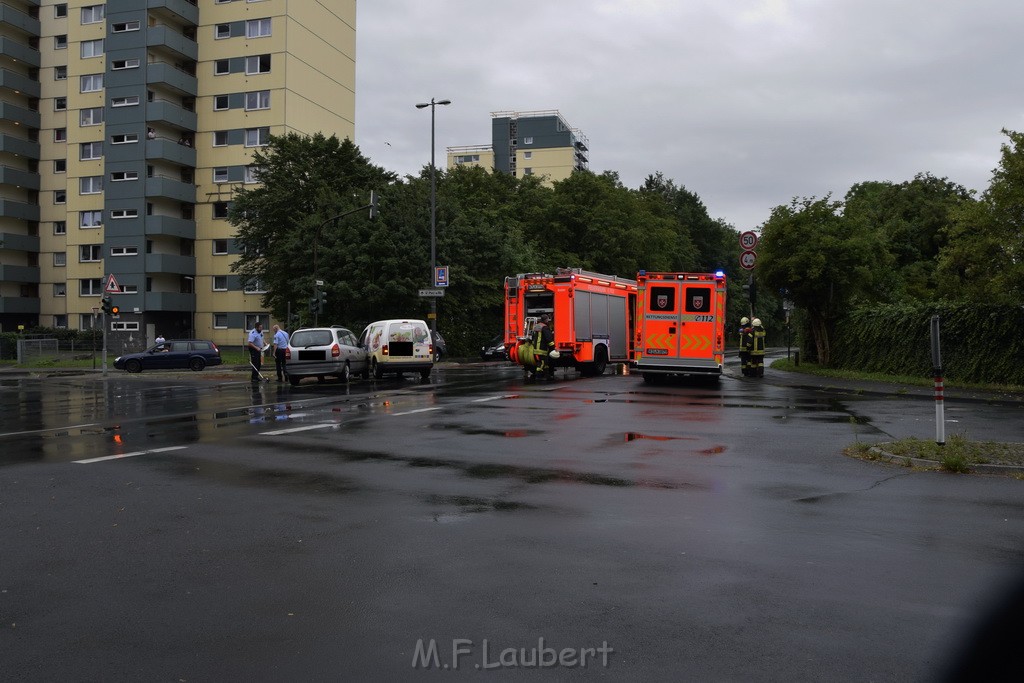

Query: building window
[
  {"left": 81, "top": 39, "right": 104, "bottom": 59},
  {"left": 244, "top": 166, "right": 260, "bottom": 184},
  {"left": 110, "top": 246, "right": 138, "bottom": 257},
  {"left": 245, "top": 314, "right": 270, "bottom": 330},
  {"left": 54, "top": 159, "right": 67, "bottom": 173},
  {"left": 244, "top": 90, "right": 270, "bottom": 111},
  {"left": 80, "top": 279, "right": 103, "bottom": 296},
  {"left": 53, "top": 221, "right": 66, "bottom": 235},
  {"left": 80, "top": 142, "right": 102, "bottom": 160},
  {"left": 213, "top": 276, "right": 228, "bottom": 291},
  {"left": 215, "top": 24, "right": 230, "bottom": 39},
  {"left": 81, "top": 210, "right": 103, "bottom": 228},
  {"left": 111, "top": 20, "right": 140, "bottom": 33},
  {"left": 111, "top": 96, "right": 140, "bottom": 108},
  {"left": 54, "top": 252, "right": 66, "bottom": 267},
  {"left": 213, "top": 131, "right": 228, "bottom": 146},
  {"left": 213, "top": 167, "right": 229, "bottom": 183},
  {"left": 80, "top": 74, "right": 103, "bottom": 92},
  {"left": 80, "top": 5, "right": 104, "bottom": 24},
  {"left": 111, "top": 133, "right": 139, "bottom": 145},
  {"left": 523, "top": 168, "right": 533, "bottom": 176},
  {"left": 214, "top": 95, "right": 229, "bottom": 111},
  {"left": 214, "top": 60, "right": 230, "bottom": 75},
  {"left": 111, "top": 58, "right": 140, "bottom": 70},
  {"left": 213, "top": 202, "right": 229, "bottom": 219},
  {"left": 245, "top": 127, "right": 270, "bottom": 147},
  {"left": 54, "top": 128, "right": 67, "bottom": 142},
  {"left": 54, "top": 284, "right": 67, "bottom": 297},
  {"left": 243, "top": 279, "right": 267, "bottom": 294},
  {"left": 54, "top": 65, "right": 67, "bottom": 80},
  {"left": 245, "top": 54, "right": 271, "bottom": 74},
  {"left": 214, "top": 313, "right": 228, "bottom": 329},
  {"left": 119, "top": 284, "right": 139, "bottom": 294},
  {"left": 111, "top": 322, "right": 141, "bottom": 332},
  {"left": 55, "top": 35, "right": 68, "bottom": 50},
  {"left": 80, "top": 107, "right": 103, "bottom": 126},
  {"left": 523, "top": 151, "right": 532, "bottom": 159},
  {"left": 212, "top": 239, "right": 230, "bottom": 255},
  {"left": 523, "top": 137, "right": 534, "bottom": 145},
  {"left": 79, "top": 245, "right": 102, "bottom": 262},
  {"left": 111, "top": 171, "right": 139, "bottom": 182},
  {"left": 54, "top": 190, "right": 67, "bottom": 204},
  {"left": 80, "top": 176, "right": 103, "bottom": 194},
  {"left": 54, "top": 97, "right": 67, "bottom": 111},
  {"left": 54, "top": 4, "right": 68, "bottom": 18},
  {"left": 246, "top": 18, "right": 271, "bottom": 37},
  {"left": 111, "top": 209, "right": 138, "bottom": 219}
]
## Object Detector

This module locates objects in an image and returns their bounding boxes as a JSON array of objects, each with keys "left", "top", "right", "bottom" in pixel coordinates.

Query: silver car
[{"left": 285, "top": 326, "right": 368, "bottom": 386}]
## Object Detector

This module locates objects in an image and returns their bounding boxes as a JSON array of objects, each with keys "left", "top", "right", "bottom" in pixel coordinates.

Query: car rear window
[
  {"left": 193, "top": 341, "right": 213, "bottom": 350},
  {"left": 291, "top": 330, "right": 334, "bottom": 347},
  {"left": 388, "top": 322, "right": 429, "bottom": 343}
]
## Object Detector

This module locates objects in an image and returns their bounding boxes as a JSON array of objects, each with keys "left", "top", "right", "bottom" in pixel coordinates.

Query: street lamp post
[{"left": 415, "top": 97, "right": 450, "bottom": 336}]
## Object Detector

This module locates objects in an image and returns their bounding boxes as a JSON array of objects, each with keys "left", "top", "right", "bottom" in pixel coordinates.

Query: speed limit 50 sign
[{"left": 739, "top": 230, "right": 759, "bottom": 250}]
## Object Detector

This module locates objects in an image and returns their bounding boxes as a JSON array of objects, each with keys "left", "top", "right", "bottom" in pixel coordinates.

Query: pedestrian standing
[
  {"left": 272, "top": 324, "right": 290, "bottom": 382},
  {"left": 751, "top": 318, "right": 767, "bottom": 377},
  {"left": 155, "top": 333, "right": 166, "bottom": 345},
  {"left": 738, "top": 317, "right": 750, "bottom": 375},
  {"left": 247, "top": 322, "right": 266, "bottom": 382}
]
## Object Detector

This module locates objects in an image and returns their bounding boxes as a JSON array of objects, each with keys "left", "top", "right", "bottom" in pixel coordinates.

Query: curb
[{"left": 868, "top": 446, "right": 1024, "bottom": 475}]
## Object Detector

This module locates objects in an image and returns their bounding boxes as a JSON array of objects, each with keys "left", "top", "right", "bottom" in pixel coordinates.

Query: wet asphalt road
[{"left": 1, "top": 360, "right": 1023, "bottom": 681}]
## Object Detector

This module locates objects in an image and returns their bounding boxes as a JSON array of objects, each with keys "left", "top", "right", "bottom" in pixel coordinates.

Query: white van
[{"left": 359, "top": 319, "right": 434, "bottom": 380}]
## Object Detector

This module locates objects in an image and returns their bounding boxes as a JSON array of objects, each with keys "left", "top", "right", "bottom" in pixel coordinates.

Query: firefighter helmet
[
  {"left": 540, "top": 314, "right": 551, "bottom": 323},
  {"left": 740, "top": 317, "right": 749, "bottom": 325},
  {"left": 549, "top": 349, "right": 560, "bottom": 360},
  {"left": 752, "top": 318, "right": 762, "bottom": 326}
]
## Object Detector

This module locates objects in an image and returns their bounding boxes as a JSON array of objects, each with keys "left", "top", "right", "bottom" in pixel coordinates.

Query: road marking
[
  {"left": 470, "top": 394, "right": 510, "bottom": 403},
  {"left": 0, "top": 423, "right": 98, "bottom": 438},
  {"left": 75, "top": 445, "right": 187, "bottom": 464},
  {"left": 262, "top": 423, "right": 338, "bottom": 436},
  {"left": 391, "top": 407, "right": 443, "bottom": 416}
]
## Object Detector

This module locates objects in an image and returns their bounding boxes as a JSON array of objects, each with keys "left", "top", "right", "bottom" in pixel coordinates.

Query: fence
[{"left": 16, "top": 338, "right": 103, "bottom": 364}]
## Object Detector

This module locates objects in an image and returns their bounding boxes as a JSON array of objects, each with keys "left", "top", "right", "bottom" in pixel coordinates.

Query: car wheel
[
  {"left": 125, "top": 359, "right": 142, "bottom": 373},
  {"left": 289, "top": 376, "right": 302, "bottom": 387},
  {"left": 341, "top": 362, "right": 351, "bottom": 383},
  {"left": 189, "top": 357, "right": 206, "bottom": 372},
  {"left": 372, "top": 359, "right": 383, "bottom": 379}
]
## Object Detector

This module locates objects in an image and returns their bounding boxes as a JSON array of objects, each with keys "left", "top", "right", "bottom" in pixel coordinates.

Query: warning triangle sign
[{"left": 105, "top": 274, "right": 122, "bottom": 293}]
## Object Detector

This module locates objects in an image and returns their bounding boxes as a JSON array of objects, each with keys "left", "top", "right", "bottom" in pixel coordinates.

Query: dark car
[
  {"left": 480, "top": 334, "right": 507, "bottom": 361},
  {"left": 114, "top": 339, "right": 222, "bottom": 373},
  {"left": 432, "top": 330, "right": 447, "bottom": 362}
]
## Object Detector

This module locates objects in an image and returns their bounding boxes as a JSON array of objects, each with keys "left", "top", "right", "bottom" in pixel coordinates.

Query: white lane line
[
  {"left": 470, "top": 394, "right": 509, "bottom": 403},
  {"left": 75, "top": 445, "right": 187, "bottom": 464},
  {"left": 262, "top": 423, "right": 338, "bottom": 436},
  {"left": 391, "top": 407, "right": 443, "bottom": 416},
  {"left": 1, "top": 423, "right": 99, "bottom": 438}
]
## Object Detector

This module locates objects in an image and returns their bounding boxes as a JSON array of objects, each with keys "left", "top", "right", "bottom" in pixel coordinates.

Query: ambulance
[
  {"left": 504, "top": 268, "right": 638, "bottom": 377},
  {"left": 633, "top": 271, "right": 727, "bottom": 381}
]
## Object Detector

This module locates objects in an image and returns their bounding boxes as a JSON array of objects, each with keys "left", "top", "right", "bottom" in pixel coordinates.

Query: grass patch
[
  {"left": 860, "top": 434, "right": 1024, "bottom": 470},
  {"left": 2, "top": 349, "right": 250, "bottom": 370},
  {"left": 772, "top": 358, "right": 1024, "bottom": 394}
]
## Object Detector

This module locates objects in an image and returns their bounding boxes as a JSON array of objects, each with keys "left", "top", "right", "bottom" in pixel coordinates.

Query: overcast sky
[{"left": 353, "top": 0, "right": 1023, "bottom": 230}]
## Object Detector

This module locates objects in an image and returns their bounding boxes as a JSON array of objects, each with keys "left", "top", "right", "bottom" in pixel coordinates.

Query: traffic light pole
[
  {"left": 101, "top": 310, "right": 108, "bottom": 377},
  {"left": 312, "top": 192, "right": 378, "bottom": 327}
]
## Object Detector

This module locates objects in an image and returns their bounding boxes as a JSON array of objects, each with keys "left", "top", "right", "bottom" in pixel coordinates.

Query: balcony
[
  {"left": 0, "top": 165, "right": 40, "bottom": 190},
  {"left": 146, "top": 99, "right": 197, "bottom": 132},
  {"left": 0, "top": 38, "right": 41, "bottom": 68},
  {"left": 147, "top": 0, "right": 199, "bottom": 26},
  {"left": 0, "top": 101, "right": 40, "bottom": 128},
  {"left": 0, "top": 231, "right": 40, "bottom": 253},
  {"left": 0, "top": 4, "right": 41, "bottom": 36},
  {"left": 0, "top": 134, "right": 40, "bottom": 159},
  {"left": 0, "top": 198, "right": 39, "bottom": 222},
  {"left": 144, "top": 291, "right": 193, "bottom": 312},
  {"left": 146, "top": 25, "right": 198, "bottom": 62},
  {"left": 145, "top": 215, "right": 195, "bottom": 239},
  {"left": 0, "top": 264, "right": 40, "bottom": 283},
  {"left": 0, "top": 68, "right": 40, "bottom": 98},
  {"left": 145, "top": 253, "right": 195, "bottom": 275},
  {"left": 0, "top": 296, "right": 39, "bottom": 314},
  {"left": 145, "top": 137, "right": 196, "bottom": 167},
  {"left": 146, "top": 175, "right": 196, "bottom": 203},
  {"left": 146, "top": 62, "right": 197, "bottom": 96}
]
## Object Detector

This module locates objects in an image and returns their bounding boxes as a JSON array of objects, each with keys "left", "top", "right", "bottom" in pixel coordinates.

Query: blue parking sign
[{"left": 435, "top": 266, "right": 449, "bottom": 287}]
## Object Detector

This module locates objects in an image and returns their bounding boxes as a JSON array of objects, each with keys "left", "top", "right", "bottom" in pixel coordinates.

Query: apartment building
[
  {"left": 0, "top": 0, "right": 355, "bottom": 350},
  {"left": 447, "top": 110, "right": 589, "bottom": 184}
]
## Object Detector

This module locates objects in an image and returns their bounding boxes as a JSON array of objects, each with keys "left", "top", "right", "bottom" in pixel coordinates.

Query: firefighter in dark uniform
[
  {"left": 750, "top": 318, "right": 766, "bottom": 377},
  {"left": 533, "top": 314, "right": 556, "bottom": 378},
  {"left": 738, "top": 316, "right": 751, "bottom": 375}
]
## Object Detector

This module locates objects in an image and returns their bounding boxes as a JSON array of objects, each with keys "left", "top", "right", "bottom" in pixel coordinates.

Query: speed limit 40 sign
[
  {"left": 740, "top": 250, "right": 757, "bottom": 270},
  {"left": 739, "top": 230, "right": 759, "bottom": 250}
]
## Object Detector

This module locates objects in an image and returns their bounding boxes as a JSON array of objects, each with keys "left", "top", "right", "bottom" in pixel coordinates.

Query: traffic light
[
  {"left": 110, "top": 304, "right": 120, "bottom": 317},
  {"left": 309, "top": 297, "right": 318, "bottom": 314},
  {"left": 101, "top": 296, "right": 112, "bottom": 314},
  {"left": 369, "top": 190, "right": 379, "bottom": 219},
  {"left": 743, "top": 279, "right": 757, "bottom": 306},
  {"left": 317, "top": 290, "right": 327, "bottom": 314}
]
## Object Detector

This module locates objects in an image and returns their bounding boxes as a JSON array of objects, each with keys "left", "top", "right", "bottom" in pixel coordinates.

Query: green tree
[
  {"left": 937, "top": 128, "right": 1024, "bottom": 303},
  {"left": 757, "top": 196, "right": 890, "bottom": 366}
]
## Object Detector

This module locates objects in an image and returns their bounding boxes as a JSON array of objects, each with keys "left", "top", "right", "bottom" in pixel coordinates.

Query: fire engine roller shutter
[{"left": 573, "top": 290, "right": 629, "bottom": 358}]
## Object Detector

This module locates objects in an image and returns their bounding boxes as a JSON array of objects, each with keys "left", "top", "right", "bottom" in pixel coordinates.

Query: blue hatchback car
[{"left": 114, "top": 339, "right": 222, "bottom": 373}]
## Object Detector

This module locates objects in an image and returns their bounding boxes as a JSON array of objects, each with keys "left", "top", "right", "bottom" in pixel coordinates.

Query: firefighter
[
  {"left": 533, "top": 313, "right": 556, "bottom": 378},
  {"left": 738, "top": 316, "right": 751, "bottom": 375},
  {"left": 751, "top": 318, "right": 766, "bottom": 377}
]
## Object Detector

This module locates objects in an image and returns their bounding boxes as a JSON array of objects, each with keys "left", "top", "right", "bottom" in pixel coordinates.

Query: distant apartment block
[
  {"left": 447, "top": 110, "right": 589, "bottom": 184},
  {"left": 0, "top": 0, "right": 355, "bottom": 350}
]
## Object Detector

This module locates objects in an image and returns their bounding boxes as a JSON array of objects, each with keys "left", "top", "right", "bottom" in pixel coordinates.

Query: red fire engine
[
  {"left": 504, "top": 268, "right": 638, "bottom": 377},
  {"left": 633, "top": 271, "right": 727, "bottom": 381}
]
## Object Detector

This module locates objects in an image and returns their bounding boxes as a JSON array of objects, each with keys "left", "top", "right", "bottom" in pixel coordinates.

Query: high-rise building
[
  {"left": 447, "top": 110, "right": 589, "bottom": 184},
  {"left": 1, "top": 0, "right": 355, "bottom": 349}
]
